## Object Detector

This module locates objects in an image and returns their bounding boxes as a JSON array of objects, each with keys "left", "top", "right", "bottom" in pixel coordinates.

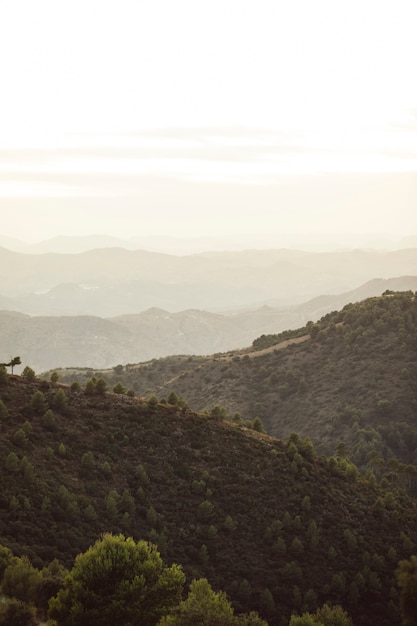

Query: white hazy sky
[{"left": 0, "top": 0, "right": 416, "bottom": 244}]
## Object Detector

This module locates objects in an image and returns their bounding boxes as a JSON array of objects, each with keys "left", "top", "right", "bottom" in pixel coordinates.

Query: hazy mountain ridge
[
  {"left": 2, "top": 277, "right": 417, "bottom": 372},
  {"left": 1, "top": 245, "right": 417, "bottom": 315},
  {"left": 2, "top": 232, "right": 417, "bottom": 255}
]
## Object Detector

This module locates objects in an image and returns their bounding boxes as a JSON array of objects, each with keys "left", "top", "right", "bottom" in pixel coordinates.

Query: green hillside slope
[
  {"left": 63, "top": 291, "right": 416, "bottom": 483},
  {"left": 0, "top": 372, "right": 417, "bottom": 624}
]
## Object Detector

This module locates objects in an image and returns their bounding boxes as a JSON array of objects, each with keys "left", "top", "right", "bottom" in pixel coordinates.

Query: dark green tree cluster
[
  {"left": 289, "top": 603, "right": 352, "bottom": 626},
  {"left": 396, "top": 555, "right": 417, "bottom": 625},
  {"left": 47, "top": 534, "right": 267, "bottom": 626},
  {"left": 85, "top": 377, "right": 108, "bottom": 395},
  {"left": 0, "top": 543, "right": 66, "bottom": 625}
]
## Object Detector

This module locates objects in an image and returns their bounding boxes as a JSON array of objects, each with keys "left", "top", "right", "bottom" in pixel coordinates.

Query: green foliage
[
  {"left": 80, "top": 451, "right": 95, "bottom": 472},
  {"left": 135, "top": 463, "right": 150, "bottom": 485},
  {"left": 95, "top": 377, "right": 107, "bottom": 394},
  {"left": 48, "top": 533, "right": 185, "bottom": 626},
  {"left": 160, "top": 578, "right": 230, "bottom": 624},
  {"left": 8, "top": 356, "right": 21, "bottom": 374},
  {"left": 396, "top": 555, "right": 417, "bottom": 625},
  {"left": 289, "top": 603, "right": 353, "bottom": 626},
  {"left": 291, "top": 537, "right": 304, "bottom": 555},
  {"left": 113, "top": 382, "right": 127, "bottom": 395},
  {"left": 1, "top": 369, "right": 417, "bottom": 626},
  {"left": 301, "top": 495, "right": 311, "bottom": 514},
  {"left": 12, "top": 429, "right": 28, "bottom": 448},
  {"left": 198, "top": 500, "right": 214, "bottom": 520},
  {"left": 235, "top": 612, "right": 269, "bottom": 625},
  {"left": 22, "top": 366, "right": 35, "bottom": 381},
  {"left": 259, "top": 587, "right": 275, "bottom": 621},
  {"left": 85, "top": 378, "right": 96, "bottom": 395},
  {"left": 21, "top": 420, "right": 32, "bottom": 436},
  {"left": 0, "top": 543, "right": 14, "bottom": 578},
  {"left": 0, "top": 599, "right": 37, "bottom": 626},
  {"left": 53, "top": 389, "right": 68, "bottom": 413},
  {"left": 50, "top": 371, "right": 59, "bottom": 383},
  {"left": 0, "top": 365, "right": 7, "bottom": 384},
  {"left": 38, "top": 559, "right": 68, "bottom": 612},
  {"left": 0, "top": 399, "right": 9, "bottom": 420},
  {"left": 101, "top": 460, "right": 112, "bottom": 478},
  {"left": 42, "top": 409, "right": 57, "bottom": 431},
  {"left": 210, "top": 405, "right": 228, "bottom": 420},
  {"left": 224, "top": 515, "right": 236, "bottom": 532},
  {"left": 148, "top": 394, "right": 159, "bottom": 407},
  {"left": 252, "top": 417, "right": 265, "bottom": 433},
  {"left": 158, "top": 577, "right": 267, "bottom": 626},
  {"left": 1, "top": 556, "right": 41, "bottom": 603},
  {"left": 30, "top": 390, "right": 47, "bottom": 414},
  {"left": 168, "top": 391, "right": 179, "bottom": 405}
]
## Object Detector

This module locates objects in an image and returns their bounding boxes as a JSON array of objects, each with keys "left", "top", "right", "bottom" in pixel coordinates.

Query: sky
[{"left": 0, "top": 0, "right": 416, "bottom": 246}]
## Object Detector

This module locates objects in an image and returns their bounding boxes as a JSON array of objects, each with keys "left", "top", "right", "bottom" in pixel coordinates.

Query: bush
[
  {"left": 53, "top": 389, "right": 68, "bottom": 412},
  {"left": 22, "top": 366, "right": 36, "bottom": 381},
  {"left": 48, "top": 534, "right": 185, "bottom": 626},
  {"left": 85, "top": 379, "right": 96, "bottom": 395},
  {"left": 42, "top": 409, "right": 57, "bottom": 431},
  {"left": 0, "top": 598, "right": 37, "bottom": 626},
  {"left": 113, "top": 382, "right": 127, "bottom": 395},
  {"left": 30, "top": 391, "right": 47, "bottom": 414},
  {"left": 0, "top": 399, "right": 9, "bottom": 420},
  {"left": 0, "top": 365, "right": 7, "bottom": 384},
  {"left": 96, "top": 378, "right": 108, "bottom": 395},
  {"left": 12, "top": 429, "right": 28, "bottom": 448}
]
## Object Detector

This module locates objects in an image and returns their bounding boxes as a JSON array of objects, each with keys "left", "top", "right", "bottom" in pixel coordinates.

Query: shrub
[
  {"left": 0, "top": 399, "right": 9, "bottom": 420},
  {"left": 113, "top": 382, "right": 127, "bottom": 395},
  {"left": 53, "top": 389, "right": 68, "bottom": 412},
  {"left": 12, "top": 429, "right": 28, "bottom": 448},
  {"left": 0, "top": 598, "right": 37, "bottom": 626},
  {"left": 30, "top": 391, "right": 47, "bottom": 414},
  {"left": 42, "top": 409, "right": 57, "bottom": 431},
  {"left": 22, "top": 366, "right": 36, "bottom": 381},
  {"left": 96, "top": 378, "right": 108, "bottom": 395}
]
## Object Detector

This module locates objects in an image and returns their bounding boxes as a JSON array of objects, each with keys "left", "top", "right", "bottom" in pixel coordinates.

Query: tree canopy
[
  {"left": 158, "top": 578, "right": 267, "bottom": 626},
  {"left": 396, "top": 555, "right": 417, "bottom": 625},
  {"left": 48, "top": 533, "right": 185, "bottom": 626},
  {"left": 289, "top": 604, "right": 353, "bottom": 626}
]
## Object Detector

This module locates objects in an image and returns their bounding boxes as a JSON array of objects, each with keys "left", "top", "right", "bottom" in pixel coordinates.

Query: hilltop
[
  {"left": 0, "top": 371, "right": 417, "bottom": 625},
  {"left": 54, "top": 291, "right": 417, "bottom": 482}
]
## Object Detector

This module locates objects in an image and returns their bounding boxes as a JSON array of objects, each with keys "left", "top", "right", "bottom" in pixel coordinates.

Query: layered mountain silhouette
[{"left": 1, "top": 276, "right": 417, "bottom": 372}]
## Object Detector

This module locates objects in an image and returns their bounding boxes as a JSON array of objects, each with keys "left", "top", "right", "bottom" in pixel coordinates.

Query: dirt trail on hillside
[
  {"left": 229, "top": 334, "right": 311, "bottom": 359},
  {"left": 159, "top": 334, "right": 312, "bottom": 389}
]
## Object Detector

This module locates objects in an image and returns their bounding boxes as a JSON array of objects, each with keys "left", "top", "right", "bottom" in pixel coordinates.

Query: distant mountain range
[
  {"left": 1, "top": 275, "right": 416, "bottom": 372},
  {"left": 2, "top": 232, "right": 417, "bottom": 255},
  {"left": 1, "top": 239, "right": 416, "bottom": 371},
  {"left": 1, "top": 245, "right": 417, "bottom": 316}
]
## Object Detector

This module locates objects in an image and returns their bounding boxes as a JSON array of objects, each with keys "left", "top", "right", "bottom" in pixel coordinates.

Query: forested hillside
[
  {"left": 0, "top": 371, "right": 416, "bottom": 624},
  {"left": 59, "top": 291, "right": 417, "bottom": 483}
]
